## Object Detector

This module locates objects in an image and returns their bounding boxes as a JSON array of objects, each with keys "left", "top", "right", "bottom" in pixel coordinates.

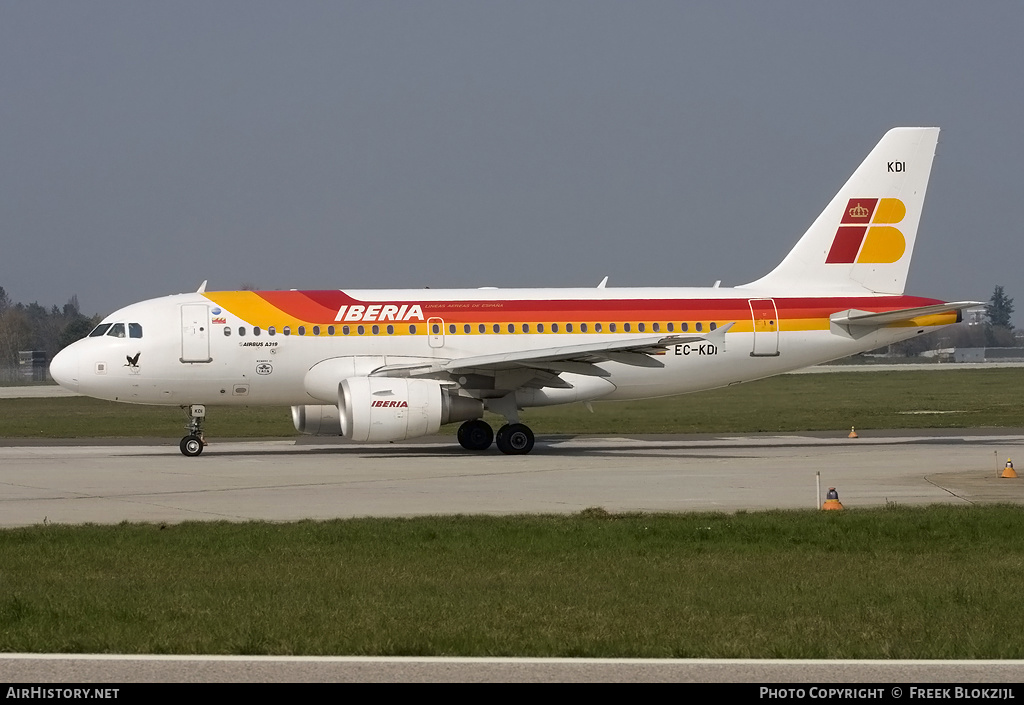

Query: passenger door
[
  {"left": 180, "top": 304, "right": 212, "bottom": 363},
  {"left": 748, "top": 299, "right": 780, "bottom": 357}
]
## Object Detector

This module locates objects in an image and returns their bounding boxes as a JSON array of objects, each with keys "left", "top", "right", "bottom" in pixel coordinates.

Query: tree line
[{"left": 0, "top": 286, "right": 99, "bottom": 370}]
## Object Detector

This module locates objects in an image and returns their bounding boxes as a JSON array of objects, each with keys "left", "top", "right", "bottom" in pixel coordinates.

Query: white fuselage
[{"left": 50, "top": 285, "right": 952, "bottom": 410}]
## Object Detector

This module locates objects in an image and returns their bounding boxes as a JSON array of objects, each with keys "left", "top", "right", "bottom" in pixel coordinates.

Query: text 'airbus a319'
[{"left": 50, "top": 127, "right": 977, "bottom": 456}]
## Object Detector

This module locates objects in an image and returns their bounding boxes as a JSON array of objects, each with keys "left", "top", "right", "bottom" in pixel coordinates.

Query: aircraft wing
[{"left": 372, "top": 323, "right": 735, "bottom": 383}]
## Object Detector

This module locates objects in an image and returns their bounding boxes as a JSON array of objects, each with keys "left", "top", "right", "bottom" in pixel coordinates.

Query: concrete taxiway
[{"left": 1, "top": 432, "right": 1022, "bottom": 527}]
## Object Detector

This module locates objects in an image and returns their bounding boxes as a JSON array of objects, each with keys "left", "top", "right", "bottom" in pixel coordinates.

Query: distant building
[
  {"left": 964, "top": 306, "right": 987, "bottom": 326},
  {"left": 953, "top": 347, "right": 1024, "bottom": 363},
  {"left": 18, "top": 350, "right": 48, "bottom": 381},
  {"left": 953, "top": 348, "right": 985, "bottom": 363}
]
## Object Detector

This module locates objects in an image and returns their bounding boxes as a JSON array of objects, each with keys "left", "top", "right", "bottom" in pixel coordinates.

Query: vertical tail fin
[{"left": 742, "top": 127, "right": 939, "bottom": 295}]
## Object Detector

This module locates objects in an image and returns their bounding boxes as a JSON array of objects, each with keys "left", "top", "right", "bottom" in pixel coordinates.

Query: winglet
[{"left": 196, "top": 280, "right": 208, "bottom": 294}]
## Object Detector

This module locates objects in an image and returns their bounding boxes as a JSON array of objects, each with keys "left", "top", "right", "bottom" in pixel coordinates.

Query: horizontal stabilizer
[{"left": 830, "top": 301, "right": 980, "bottom": 337}]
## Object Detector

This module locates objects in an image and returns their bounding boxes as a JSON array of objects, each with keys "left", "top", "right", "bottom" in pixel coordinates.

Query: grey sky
[{"left": 2, "top": 2, "right": 1021, "bottom": 318}]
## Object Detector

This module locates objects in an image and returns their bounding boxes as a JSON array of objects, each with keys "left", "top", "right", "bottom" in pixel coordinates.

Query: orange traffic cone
[
  {"left": 822, "top": 487, "right": 844, "bottom": 510},
  {"left": 848, "top": 427, "right": 858, "bottom": 439},
  {"left": 1002, "top": 459, "right": 1017, "bottom": 479}
]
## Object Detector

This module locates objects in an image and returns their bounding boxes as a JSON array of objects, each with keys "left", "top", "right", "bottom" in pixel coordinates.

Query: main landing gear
[
  {"left": 456, "top": 419, "right": 535, "bottom": 455},
  {"left": 179, "top": 404, "right": 207, "bottom": 457}
]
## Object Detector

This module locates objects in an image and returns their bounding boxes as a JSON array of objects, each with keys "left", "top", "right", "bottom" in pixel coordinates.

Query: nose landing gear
[{"left": 179, "top": 404, "right": 207, "bottom": 457}]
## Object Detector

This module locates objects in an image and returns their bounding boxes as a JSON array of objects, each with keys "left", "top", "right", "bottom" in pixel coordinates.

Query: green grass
[
  {"left": 524, "top": 368, "right": 1024, "bottom": 433},
  {"left": 2, "top": 507, "right": 1024, "bottom": 657},
  {"left": 0, "top": 397, "right": 293, "bottom": 438},
  {"left": 3, "top": 368, "right": 1023, "bottom": 438}
]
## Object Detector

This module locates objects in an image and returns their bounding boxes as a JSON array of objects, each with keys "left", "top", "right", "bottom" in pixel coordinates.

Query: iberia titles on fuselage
[{"left": 49, "top": 127, "right": 979, "bottom": 456}]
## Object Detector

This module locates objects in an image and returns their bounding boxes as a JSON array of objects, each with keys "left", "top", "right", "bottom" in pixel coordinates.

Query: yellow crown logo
[{"left": 848, "top": 203, "right": 870, "bottom": 219}]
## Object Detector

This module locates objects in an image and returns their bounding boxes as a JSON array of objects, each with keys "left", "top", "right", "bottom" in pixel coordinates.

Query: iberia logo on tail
[{"left": 825, "top": 198, "right": 906, "bottom": 264}]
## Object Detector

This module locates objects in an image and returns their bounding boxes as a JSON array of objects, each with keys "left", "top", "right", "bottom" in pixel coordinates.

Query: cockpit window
[
  {"left": 129, "top": 323, "right": 143, "bottom": 339},
  {"left": 106, "top": 323, "right": 126, "bottom": 338},
  {"left": 89, "top": 323, "right": 112, "bottom": 337}
]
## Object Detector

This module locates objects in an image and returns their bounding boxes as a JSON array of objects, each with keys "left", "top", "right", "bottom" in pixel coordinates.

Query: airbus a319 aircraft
[{"left": 50, "top": 127, "right": 977, "bottom": 456}]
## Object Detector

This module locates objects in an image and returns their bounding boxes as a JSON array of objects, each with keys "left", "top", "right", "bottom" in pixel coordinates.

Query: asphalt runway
[{"left": 2, "top": 431, "right": 1023, "bottom": 527}]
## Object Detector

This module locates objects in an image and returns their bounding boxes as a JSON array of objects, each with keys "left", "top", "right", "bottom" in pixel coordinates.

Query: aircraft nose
[{"left": 49, "top": 346, "right": 80, "bottom": 392}]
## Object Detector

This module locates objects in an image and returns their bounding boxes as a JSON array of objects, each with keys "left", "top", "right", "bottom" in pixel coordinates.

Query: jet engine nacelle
[
  {"left": 291, "top": 404, "right": 343, "bottom": 435},
  {"left": 339, "top": 377, "right": 483, "bottom": 442}
]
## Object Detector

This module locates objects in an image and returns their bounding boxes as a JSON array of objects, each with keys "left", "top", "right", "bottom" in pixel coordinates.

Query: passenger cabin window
[
  {"left": 253, "top": 327, "right": 261, "bottom": 336},
  {"left": 223, "top": 327, "right": 231, "bottom": 337},
  {"left": 238, "top": 327, "right": 246, "bottom": 336},
  {"left": 298, "top": 326, "right": 306, "bottom": 336},
  {"left": 268, "top": 326, "right": 276, "bottom": 336},
  {"left": 129, "top": 323, "right": 143, "bottom": 338},
  {"left": 106, "top": 323, "right": 126, "bottom": 338},
  {"left": 283, "top": 326, "right": 291, "bottom": 336},
  {"left": 89, "top": 323, "right": 112, "bottom": 337}
]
